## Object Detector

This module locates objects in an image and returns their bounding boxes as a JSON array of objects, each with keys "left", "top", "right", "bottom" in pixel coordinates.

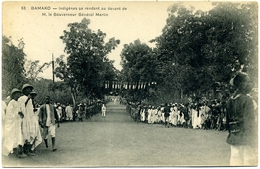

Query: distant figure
[
  {"left": 164, "top": 103, "right": 170, "bottom": 128},
  {"left": 101, "top": 104, "right": 106, "bottom": 118},
  {"left": 65, "top": 104, "right": 73, "bottom": 121},
  {"left": 56, "top": 103, "right": 62, "bottom": 122},
  {"left": 114, "top": 98, "right": 116, "bottom": 104},
  {"left": 77, "top": 104, "right": 84, "bottom": 122}
]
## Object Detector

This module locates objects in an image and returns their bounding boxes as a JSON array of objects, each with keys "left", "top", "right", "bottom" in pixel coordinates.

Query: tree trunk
[
  {"left": 70, "top": 88, "right": 76, "bottom": 110},
  {"left": 180, "top": 89, "right": 183, "bottom": 100}
]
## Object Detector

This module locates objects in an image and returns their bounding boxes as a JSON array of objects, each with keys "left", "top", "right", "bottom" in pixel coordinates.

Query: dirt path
[{"left": 2, "top": 102, "right": 230, "bottom": 167}]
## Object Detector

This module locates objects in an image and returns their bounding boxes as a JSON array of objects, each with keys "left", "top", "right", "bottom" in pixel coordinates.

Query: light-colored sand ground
[{"left": 2, "top": 102, "right": 230, "bottom": 167}]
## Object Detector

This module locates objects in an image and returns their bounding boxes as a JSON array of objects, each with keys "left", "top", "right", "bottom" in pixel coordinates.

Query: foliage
[
  {"left": 29, "top": 79, "right": 73, "bottom": 105},
  {"left": 120, "top": 2, "right": 257, "bottom": 103},
  {"left": 120, "top": 39, "right": 158, "bottom": 102},
  {"left": 24, "top": 59, "right": 52, "bottom": 81},
  {"left": 154, "top": 2, "right": 257, "bottom": 97},
  {"left": 2, "top": 36, "right": 26, "bottom": 96},
  {"left": 120, "top": 39, "right": 156, "bottom": 82},
  {"left": 57, "top": 18, "right": 120, "bottom": 107}
]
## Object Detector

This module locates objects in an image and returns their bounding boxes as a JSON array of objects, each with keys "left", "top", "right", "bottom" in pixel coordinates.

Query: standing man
[
  {"left": 164, "top": 103, "right": 170, "bottom": 128},
  {"left": 226, "top": 72, "right": 257, "bottom": 166},
  {"left": 18, "top": 84, "right": 36, "bottom": 156},
  {"left": 65, "top": 103, "right": 73, "bottom": 121},
  {"left": 2, "top": 97, "right": 7, "bottom": 142},
  {"left": 3, "top": 88, "right": 26, "bottom": 158},
  {"left": 29, "top": 91, "right": 42, "bottom": 153},
  {"left": 56, "top": 103, "right": 62, "bottom": 122},
  {"left": 77, "top": 104, "right": 84, "bottom": 122},
  {"left": 101, "top": 104, "right": 106, "bottom": 118},
  {"left": 38, "top": 96, "right": 60, "bottom": 152}
]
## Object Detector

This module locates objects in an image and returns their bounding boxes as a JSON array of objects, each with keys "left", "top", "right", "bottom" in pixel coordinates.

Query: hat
[
  {"left": 30, "top": 91, "right": 37, "bottom": 96},
  {"left": 11, "top": 88, "right": 21, "bottom": 96},
  {"left": 230, "top": 72, "right": 249, "bottom": 87},
  {"left": 22, "top": 84, "right": 33, "bottom": 91}
]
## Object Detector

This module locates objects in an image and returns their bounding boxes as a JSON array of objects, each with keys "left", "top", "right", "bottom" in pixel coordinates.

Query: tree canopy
[
  {"left": 2, "top": 36, "right": 26, "bottom": 96},
  {"left": 57, "top": 18, "right": 120, "bottom": 107},
  {"left": 120, "top": 2, "right": 258, "bottom": 104}
]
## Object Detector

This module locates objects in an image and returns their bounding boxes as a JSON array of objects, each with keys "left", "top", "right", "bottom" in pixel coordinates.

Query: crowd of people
[
  {"left": 2, "top": 84, "right": 59, "bottom": 158},
  {"left": 126, "top": 99, "right": 228, "bottom": 131},
  {"left": 2, "top": 83, "right": 103, "bottom": 159},
  {"left": 52, "top": 102, "right": 102, "bottom": 122},
  {"left": 2, "top": 72, "right": 257, "bottom": 165},
  {"left": 125, "top": 72, "right": 257, "bottom": 166}
]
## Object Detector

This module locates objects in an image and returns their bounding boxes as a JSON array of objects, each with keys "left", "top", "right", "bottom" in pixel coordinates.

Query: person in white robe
[
  {"left": 147, "top": 106, "right": 152, "bottom": 124},
  {"left": 18, "top": 84, "right": 37, "bottom": 156},
  {"left": 101, "top": 104, "right": 106, "bottom": 117},
  {"left": 151, "top": 106, "right": 155, "bottom": 124},
  {"left": 154, "top": 108, "right": 159, "bottom": 123},
  {"left": 56, "top": 103, "right": 62, "bottom": 121},
  {"left": 172, "top": 105, "right": 178, "bottom": 126},
  {"left": 169, "top": 106, "right": 174, "bottom": 125},
  {"left": 157, "top": 107, "right": 162, "bottom": 124},
  {"left": 191, "top": 104, "right": 199, "bottom": 129},
  {"left": 161, "top": 106, "right": 165, "bottom": 124},
  {"left": 29, "top": 91, "right": 42, "bottom": 152},
  {"left": 140, "top": 107, "right": 145, "bottom": 122},
  {"left": 2, "top": 100, "right": 7, "bottom": 142},
  {"left": 3, "top": 88, "right": 27, "bottom": 158},
  {"left": 65, "top": 104, "right": 73, "bottom": 121}
]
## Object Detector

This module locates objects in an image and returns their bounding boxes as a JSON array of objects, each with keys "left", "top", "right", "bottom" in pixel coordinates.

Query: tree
[
  {"left": 2, "top": 36, "right": 26, "bottom": 96},
  {"left": 58, "top": 18, "right": 120, "bottom": 107},
  {"left": 152, "top": 2, "right": 257, "bottom": 99},
  {"left": 120, "top": 39, "right": 158, "bottom": 102},
  {"left": 28, "top": 79, "right": 73, "bottom": 105},
  {"left": 24, "top": 59, "right": 52, "bottom": 81}
]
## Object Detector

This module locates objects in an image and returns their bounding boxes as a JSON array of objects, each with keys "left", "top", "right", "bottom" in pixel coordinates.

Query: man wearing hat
[
  {"left": 30, "top": 91, "right": 38, "bottom": 112},
  {"left": 18, "top": 84, "right": 37, "bottom": 156},
  {"left": 3, "top": 88, "right": 27, "bottom": 158},
  {"left": 29, "top": 91, "right": 42, "bottom": 153},
  {"left": 226, "top": 72, "right": 257, "bottom": 166}
]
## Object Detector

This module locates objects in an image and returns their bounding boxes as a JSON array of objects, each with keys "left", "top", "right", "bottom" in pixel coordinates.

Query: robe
[
  {"left": 18, "top": 95, "right": 41, "bottom": 146},
  {"left": 2, "top": 100, "right": 23, "bottom": 156}
]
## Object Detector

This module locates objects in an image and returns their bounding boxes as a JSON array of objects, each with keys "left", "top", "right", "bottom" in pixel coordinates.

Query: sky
[{"left": 2, "top": 1, "right": 216, "bottom": 80}]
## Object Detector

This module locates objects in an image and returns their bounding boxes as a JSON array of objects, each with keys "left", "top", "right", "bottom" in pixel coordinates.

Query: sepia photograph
[{"left": 1, "top": 0, "right": 258, "bottom": 167}]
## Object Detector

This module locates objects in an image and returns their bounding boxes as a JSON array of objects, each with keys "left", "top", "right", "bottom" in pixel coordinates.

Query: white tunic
[
  {"left": 18, "top": 95, "right": 36, "bottom": 143},
  {"left": 2, "top": 101, "right": 7, "bottom": 140},
  {"left": 141, "top": 109, "right": 145, "bottom": 121},
  {"left": 147, "top": 109, "right": 152, "bottom": 123},
  {"left": 65, "top": 106, "right": 73, "bottom": 120},
  {"left": 3, "top": 99, "right": 23, "bottom": 156}
]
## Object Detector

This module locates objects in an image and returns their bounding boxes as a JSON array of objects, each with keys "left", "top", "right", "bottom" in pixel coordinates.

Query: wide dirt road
[{"left": 2, "top": 102, "right": 230, "bottom": 167}]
